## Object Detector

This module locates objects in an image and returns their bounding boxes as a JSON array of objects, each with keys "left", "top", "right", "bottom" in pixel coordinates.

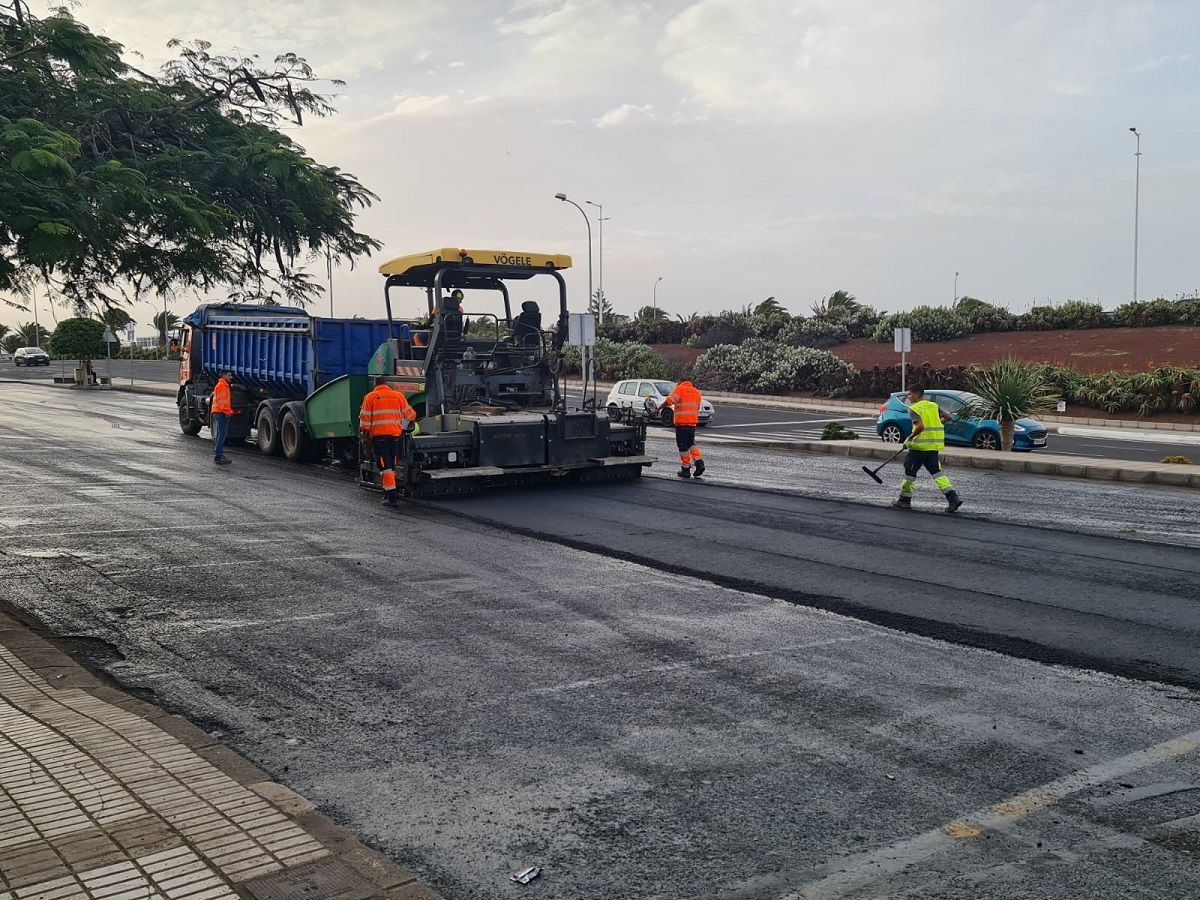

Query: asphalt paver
[{"left": 2, "top": 384, "right": 1199, "bottom": 899}]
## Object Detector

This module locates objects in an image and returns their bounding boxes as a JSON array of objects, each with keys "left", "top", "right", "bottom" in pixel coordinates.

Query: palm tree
[
  {"left": 152, "top": 311, "right": 181, "bottom": 346},
  {"left": 754, "top": 296, "right": 784, "bottom": 317},
  {"left": 98, "top": 308, "right": 134, "bottom": 334},
  {"left": 826, "top": 290, "right": 859, "bottom": 314},
  {"left": 15, "top": 322, "right": 49, "bottom": 347},
  {"left": 0, "top": 324, "right": 9, "bottom": 346},
  {"left": 966, "top": 357, "right": 1061, "bottom": 450},
  {"left": 635, "top": 305, "right": 667, "bottom": 322}
]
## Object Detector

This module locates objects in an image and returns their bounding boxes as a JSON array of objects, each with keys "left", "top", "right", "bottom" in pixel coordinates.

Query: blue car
[{"left": 875, "top": 390, "right": 1048, "bottom": 452}]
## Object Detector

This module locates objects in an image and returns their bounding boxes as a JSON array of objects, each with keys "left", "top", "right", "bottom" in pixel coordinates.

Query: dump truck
[{"left": 175, "top": 247, "right": 652, "bottom": 493}]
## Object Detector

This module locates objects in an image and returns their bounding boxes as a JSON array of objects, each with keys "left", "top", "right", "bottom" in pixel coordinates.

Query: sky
[{"left": 5, "top": 0, "right": 1200, "bottom": 334}]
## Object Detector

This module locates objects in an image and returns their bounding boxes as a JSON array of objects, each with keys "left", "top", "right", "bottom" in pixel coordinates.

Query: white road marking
[
  {"left": 789, "top": 726, "right": 1200, "bottom": 899},
  {"left": 1056, "top": 425, "right": 1200, "bottom": 446}
]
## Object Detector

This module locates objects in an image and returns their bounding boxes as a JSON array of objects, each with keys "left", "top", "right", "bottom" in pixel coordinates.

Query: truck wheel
[
  {"left": 178, "top": 402, "right": 202, "bottom": 436},
  {"left": 256, "top": 407, "right": 282, "bottom": 456},
  {"left": 280, "top": 408, "right": 320, "bottom": 462}
]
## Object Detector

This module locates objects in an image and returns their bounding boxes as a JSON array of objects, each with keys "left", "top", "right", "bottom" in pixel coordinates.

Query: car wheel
[
  {"left": 256, "top": 407, "right": 282, "bottom": 455},
  {"left": 972, "top": 430, "right": 1001, "bottom": 451},
  {"left": 880, "top": 423, "right": 904, "bottom": 443},
  {"left": 660, "top": 407, "right": 674, "bottom": 427},
  {"left": 607, "top": 403, "right": 621, "bottom": 421}
]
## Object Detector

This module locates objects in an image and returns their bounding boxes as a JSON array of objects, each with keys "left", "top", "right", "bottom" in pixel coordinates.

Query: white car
[
  {"left": 606, "top": 379, "right": 714, "bottom": 426},
  {"left": 13, "top": 346, "right": 50, "bottom": 366}
]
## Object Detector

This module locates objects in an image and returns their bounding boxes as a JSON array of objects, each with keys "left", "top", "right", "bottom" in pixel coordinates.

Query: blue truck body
[{"left": 183, "top": 303, "right": 400, "bottom": 397}]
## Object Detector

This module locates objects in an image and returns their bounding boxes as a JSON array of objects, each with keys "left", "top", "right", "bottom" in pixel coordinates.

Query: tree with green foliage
[
  {"left": 0, "top": 323, "right": 8, "bottom": 345},
  {"left": 48, "top": 316, "right": 105, "bottom": 380},
  {"left": 754, "top": 296, "right": 784, "bottom": 317},
  {"left": 1, "top": 3, "right": 379, "bottom": 312},
  {"left": 98, "top": 307, "right": 134, "bottom": 333},
  {"left": 966, "top": 358, "right": 1061, "bottom": 451},
  {"left": 152, "top": 310, "right": 181, "bottom": 345},
  {"left": 11, "top": 321, "right": 48, "bottom": 347}
]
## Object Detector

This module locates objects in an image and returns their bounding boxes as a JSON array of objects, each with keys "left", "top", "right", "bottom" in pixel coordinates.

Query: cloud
[
  {"left": 448, "top": 61, "right": 467, "bottom": 68},
  {"left": 1132, "top": 53, "right": 1191, "bottom": 72},
  {"left": 595, "top": 103, "right": 655, "bottom": 128},
  {"left": 380, "top": 94, "right": 452, "bottom": 118}
]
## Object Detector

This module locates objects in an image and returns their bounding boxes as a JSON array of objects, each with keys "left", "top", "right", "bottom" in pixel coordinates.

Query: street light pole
[
  {"left": 554, "top": 193, "right": 593, "bottom": 319},
  {"left": 585, "top": 200, "right": 607, "bottom": 328},
  {"left": 1129, "top": 127, "right": 1141, "bottom": 301},
  {"left": 954, "top": 271, "right": 959, "bottom": 305},
  {"left": 326, "top": 250, "right": 335, "bottom": 318},
  {"left": 652, "top": 275, "right": 663, "bottom": 314},
  {"left": 32, "top": 285, "right": 40, "bottom": 347}
]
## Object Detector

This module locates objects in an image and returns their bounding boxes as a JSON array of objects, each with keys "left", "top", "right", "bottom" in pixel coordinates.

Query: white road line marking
[
  {"left": 788, "top": 726, "right": 1200, "bottom": 899},
  {"left": 1056, "top": 425, "right": 1200, "bottom": 446}
]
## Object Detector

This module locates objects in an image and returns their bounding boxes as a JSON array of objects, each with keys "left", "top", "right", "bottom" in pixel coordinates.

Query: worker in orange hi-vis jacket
[
  {"left": 661, "top": 380, "right": 705, "bottom": 479},
  {"left": 359, "top": 377, "right": 418, "bottom": 507},
  {"left": 210, "top": 370, "right": 235, "bottom": 466}
]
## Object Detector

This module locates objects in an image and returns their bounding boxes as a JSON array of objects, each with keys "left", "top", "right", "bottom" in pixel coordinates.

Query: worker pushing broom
[{"left": 862, "top": 385, "right": 963, "bottom": 513}]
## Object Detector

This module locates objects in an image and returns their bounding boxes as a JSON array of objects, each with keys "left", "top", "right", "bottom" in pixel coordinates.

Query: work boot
[
  {"left": 693, "top": 459, "right": 706, "bottom": 478},
  {"left": 945, "top": 492, "right": 963, "bottom": 513},
  {"left": 891, "top": 497, "right": 911, "bottom": 509},
  {"left": 215, "top": 457, "right": 232, "bottom": 466},
  {"left": 677, "top": 466, "right": 692, "bottom": 479},
  {"left": 381, "top": 493, "right": 399, "bottom": 507}
]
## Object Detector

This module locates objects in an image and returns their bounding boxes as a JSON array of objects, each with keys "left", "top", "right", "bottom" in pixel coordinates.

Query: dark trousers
[
  {"left": 212, "top": 413, "right": 229, "bottom": 460},
  {"left": 372, "top": 435, "right": 402, "bottom": 498},
  {"left": 675, "top": 426, "right": 696, "bottom": 453}
]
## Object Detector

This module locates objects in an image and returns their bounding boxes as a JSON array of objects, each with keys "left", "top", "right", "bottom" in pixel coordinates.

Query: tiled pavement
[{"left": 0, "top": 615, "right": 441, "bottom": 900}]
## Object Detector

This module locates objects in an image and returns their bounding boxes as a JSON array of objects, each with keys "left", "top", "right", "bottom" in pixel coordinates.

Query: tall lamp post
[
  {"left": 954, "top": 271, "right": 959, "bottom": 305},
  {"left": 32, "top": 285, "right": 40, "bottom": 347},
  {"left": 554, "top": 193, "right": 593, "bottom": 319},
  {"left": 652, "top": 275, "right": 663, "bottom": 315},
  {"left": 585, "top": 200, "right": 607, "bottom": 328},
  {"left": 326, "top": 250, "right": 335, "bottom": 318},
  {"left": 1129, "top": 127, "right": 1141, "bottom": 301}
]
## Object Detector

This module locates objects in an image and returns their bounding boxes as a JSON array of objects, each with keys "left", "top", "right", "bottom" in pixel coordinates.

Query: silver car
[
  {"left": 605, "top": 379, "right": 714, "bottom": 426},
  {"left": 13, "top": 346, "right": 50, "bottom": 366}
]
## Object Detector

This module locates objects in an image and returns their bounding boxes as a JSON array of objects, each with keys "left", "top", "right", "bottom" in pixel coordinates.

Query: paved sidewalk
[{"left": 0, "top": 613, "right": 440, "bottom": 900}]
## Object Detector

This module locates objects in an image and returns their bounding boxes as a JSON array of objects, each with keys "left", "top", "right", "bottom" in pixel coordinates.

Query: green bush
[
  {"left": 820, "top": 421, "right": 859, "bottom": 440},
  {"left": 48, "top": 318, "right": 106, "bottom": 361},
  {"left": 562, "top": 339, "right": 669, "bottom": 380},
  {"left": 954, "top": 297, "right": 1015, "bottom": 333},
  {"left": 1018, "top": 301, "right": 1106, "bottom": 331},
  {"left": 871, "top": 306, "right": 969, "bottom": 343},
  {"left": 777, "top": 318, "right": 850, "bottom": 349},
  {"left": 1112, "top": 299, "right": 1178, "bottom": 327},
  {"left": 693, "top": 339, "right": 856, "bottom": 395}
]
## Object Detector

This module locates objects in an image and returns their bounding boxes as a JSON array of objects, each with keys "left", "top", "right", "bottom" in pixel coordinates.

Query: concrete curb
[
  {"left": 0, "top": 609, "right": 444, "bottom": 899},
  {"left": 651, "top": 432, "right": 1200, "bottom": 489},
  {"left": 2, "top": 377, "right": 176, "bottom": 397}
]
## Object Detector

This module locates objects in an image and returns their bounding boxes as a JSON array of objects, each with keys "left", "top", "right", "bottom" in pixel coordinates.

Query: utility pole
[
  {"left": 1129, "top": 127, "right": 1142, "bottom": 301},
  {"left": 585, "top": 200, "right": 608, "bottom": 328},
  {"left": 32, "top": 285, "right": 40, "bottom": 347},
  {"left": 954, "top": 271, "right": 959, "bottom": 305},
  {"left": 326, "top": 251, "right": 335, "bottom": 318}
]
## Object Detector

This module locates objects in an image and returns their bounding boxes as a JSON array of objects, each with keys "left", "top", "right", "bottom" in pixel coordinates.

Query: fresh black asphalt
[{"left": 2, "top": 383, "right": 1199, "bottom": 899}]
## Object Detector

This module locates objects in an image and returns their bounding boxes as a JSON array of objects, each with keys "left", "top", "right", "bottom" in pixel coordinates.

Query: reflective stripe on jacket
[
  {"left": 211, "top": 378, "right": 233, "bottom": 415},
  {"left": 359, "top": 385, "right": 417, "bottom": 437},
  {"left": 664, "top": 381, "right": 702, "bottom": 426},
  {"left": 909, "top": 399, "right": 945, "bottom": 451}
]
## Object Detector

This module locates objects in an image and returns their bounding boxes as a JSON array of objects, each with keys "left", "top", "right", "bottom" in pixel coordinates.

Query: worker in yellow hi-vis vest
[{"left": 893, "top": 385, "right": 963, "bottom": 513}]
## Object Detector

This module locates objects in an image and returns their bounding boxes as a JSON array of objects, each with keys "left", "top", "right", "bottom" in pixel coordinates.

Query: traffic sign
[
  {"left": 102, "top": 329, "right": 118, "bottom": 344},
  {"left": 893, "top": 327, "right": 912, "bottom": 353}
]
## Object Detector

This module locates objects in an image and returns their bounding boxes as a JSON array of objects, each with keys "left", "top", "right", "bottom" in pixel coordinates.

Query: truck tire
[
  {"left": 178, "top": 401, "right": 202, "bottom": 436},
  {"left": 256, "top": 407, "right": 282, "bottom": 456},
  {"left": 280, "top": 408, "right": 320, "bottom": 462}
]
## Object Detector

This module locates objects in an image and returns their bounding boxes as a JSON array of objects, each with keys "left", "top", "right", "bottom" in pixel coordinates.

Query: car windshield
[
  {"left": 21, "top": 347, "right": 43, "bottom": 353},
  {"left": 652, "top": 382, "right": 675, "bottom": 395}
]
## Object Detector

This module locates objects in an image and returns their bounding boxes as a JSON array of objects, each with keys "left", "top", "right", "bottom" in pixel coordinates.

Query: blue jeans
[{"left": 212, "top": 413, "right": 229, "bottom": 459}]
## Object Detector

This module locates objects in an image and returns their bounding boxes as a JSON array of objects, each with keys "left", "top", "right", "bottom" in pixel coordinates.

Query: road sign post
[
  {"left": 568, "top": 313, "right": 597, "bottom": 409},
  {"left": 102, "top": 329, "right": 118, "bottom": 387},
  {"left": 893, "top": 327, "right": 912, "bottom": 392},
  {"left": 125, "top": 324, "right": 136, "bottom": 388}
]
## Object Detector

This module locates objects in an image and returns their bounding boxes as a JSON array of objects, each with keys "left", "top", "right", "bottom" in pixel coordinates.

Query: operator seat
[{"left": 514, "top": 301, "right": 542, "bottom": 348}]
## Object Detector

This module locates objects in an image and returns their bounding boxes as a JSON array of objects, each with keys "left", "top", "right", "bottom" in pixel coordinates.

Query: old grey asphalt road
[{"left": 2, "top": 382, "right": 1200, "bottom": 899}]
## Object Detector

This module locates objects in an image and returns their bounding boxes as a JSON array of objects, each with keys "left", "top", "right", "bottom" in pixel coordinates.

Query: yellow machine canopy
[{"left": 378, "top": 248, "right": 572, "bottom": 286}]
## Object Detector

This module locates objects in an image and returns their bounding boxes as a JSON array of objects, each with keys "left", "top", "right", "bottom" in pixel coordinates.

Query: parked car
[
  {"left": 606, "top": 379, "right": 715, "bottom": 426},
  {"left": 0, "top": 349, "right": 11, "bottom": 361},
  {"left": 876, "top": 390, "right": 1048, "bottom": 451},
  {"left": 13, "top": 346, "right": 50, "bottom": 366}
]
